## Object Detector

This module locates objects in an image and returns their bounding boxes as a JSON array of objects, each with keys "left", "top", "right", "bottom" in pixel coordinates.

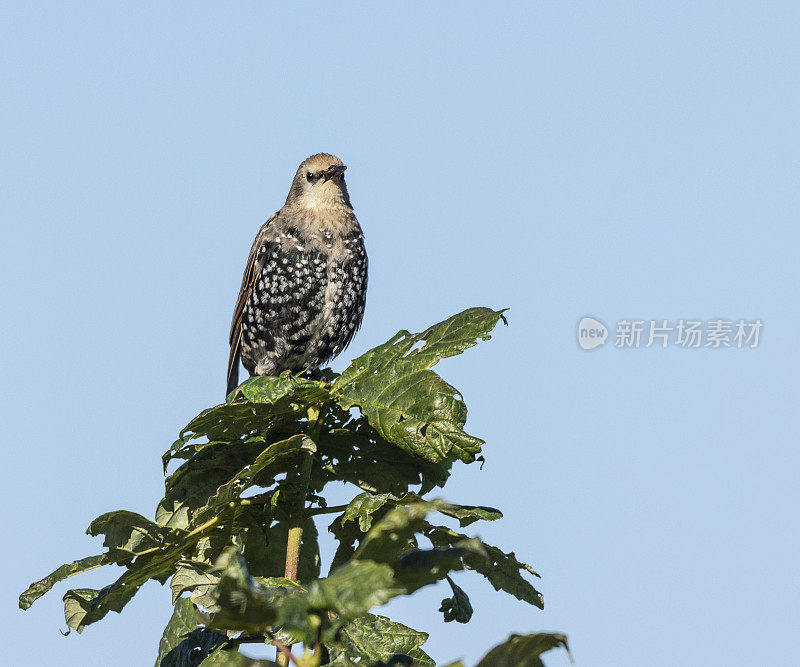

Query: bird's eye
[{"left": 306, "top": 171, "right": 316, "bottom": 182}]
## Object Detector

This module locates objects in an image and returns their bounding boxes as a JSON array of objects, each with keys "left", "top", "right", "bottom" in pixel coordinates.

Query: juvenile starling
[{"left": 227, "top": 154, "right": 368, "bottom": 395}]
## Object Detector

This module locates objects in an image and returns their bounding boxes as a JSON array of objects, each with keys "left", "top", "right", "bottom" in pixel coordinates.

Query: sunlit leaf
[
  {"left": 19, "top": 554, "right": 110, "bottom": 610},
  {"left": 335, "top": 308, "right": 506, "bottom": 388},
  {"left": 62, "top": 588, "right": 98, "bottom": 634},
  {"left": 338, "top": 614, "right": 433, "bottom": 666},
  {"left": 170, "top": 562, "right": 219, "bottom": 608},
  {"left": 232, "top": 374, "right": 329, "bottom": 407},
  {"left": 88, "top": 510, "right": 170, "bottom": 561},
  {"left": 438, "top": 504, "right": 502, "bottom": 528},
  {"left": 334, "top": 309, "right": 505, "bottom": 463},
  {"left": 342, "top": 492, "right": 391, "bottom": 532},
  {"left": 338, "top": 367, "right": 483, "bottom": 463}
]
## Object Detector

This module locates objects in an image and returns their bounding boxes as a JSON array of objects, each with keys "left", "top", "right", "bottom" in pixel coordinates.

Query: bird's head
[{"left": 286, "top": 153, "right": 352, "bottom": 210}]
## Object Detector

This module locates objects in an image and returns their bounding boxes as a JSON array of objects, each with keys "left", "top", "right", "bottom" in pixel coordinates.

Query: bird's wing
[{"left": 227, "top": 211, "right": 279, "bottom": 396}]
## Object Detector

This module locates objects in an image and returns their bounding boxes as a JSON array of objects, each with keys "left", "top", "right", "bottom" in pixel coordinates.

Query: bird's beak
[{"left": 323, "top": 164, "right": 347, "bottom": 181}]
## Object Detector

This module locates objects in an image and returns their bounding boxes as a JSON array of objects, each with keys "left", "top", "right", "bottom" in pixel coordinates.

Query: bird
[{"left": 227, "top": 153, "right": 368, "bottom": 396}]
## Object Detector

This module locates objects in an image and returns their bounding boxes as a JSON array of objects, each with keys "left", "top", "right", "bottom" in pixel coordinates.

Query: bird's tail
[{"left": 226, "top": 344, "right": 241, "bottom": 398}]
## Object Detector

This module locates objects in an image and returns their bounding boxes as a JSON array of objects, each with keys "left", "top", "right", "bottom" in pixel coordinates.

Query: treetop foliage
[{"left": 20, "top": 307, "right": 569, "bottom": 666}]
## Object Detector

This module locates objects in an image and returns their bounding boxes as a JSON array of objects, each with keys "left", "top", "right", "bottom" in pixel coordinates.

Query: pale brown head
[{"left": 285, "top": 153, "right": 351, "bottom": 209}]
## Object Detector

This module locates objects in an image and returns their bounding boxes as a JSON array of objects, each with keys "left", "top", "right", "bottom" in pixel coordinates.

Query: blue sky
[{"left": 2, "top": 2, "right": 798, "bottom": 665}]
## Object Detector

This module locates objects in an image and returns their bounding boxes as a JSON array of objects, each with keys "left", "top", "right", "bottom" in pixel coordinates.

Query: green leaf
[
  {"left": 314, "top": 421, "right": 453, "bottom": 497},
  {"left": 334, "top": 308, "right": 505, "bottom": 464},
  {"left": 156, "top": 598, "right": 195, "bottom": 663},
  {"left": 338, "top": 614, "right": 433, "bottom": 666},
  {"left": 156, "top": 598, "right": 228, "bottom": 667},
  {"left": 164, "top": 373, "right": 328, "bottom": 471},
  {"left": 160, "top": 432, "right": 307, "bottom": 536},
  {"left": 232, "top": 374, "right": 330, "bottom": 407},
  {"left": 388, "top": 494, "right": 502, "bottom": 527},
  {"left": 353, "top": 502, "right": 442, "bottom": 563},
  {"left": 438, "top": 575, "right": 473, "bottom": 623},
  {"left": 192, "top": 435, "right": 315, "bottom": 525},
  {"left": 178, "top": 404, "right": 283, "bottom": 451},
  {"left": 88, "top": 510, "right": 168, "bottom": 560},
  {"left": 438, "top": 504, "right": 502, "bottom": 528},
  {"left": 427, "top": 526, "right": 544, "bottom": 609},
  {"left": 19, "top": 554, "right": 110, "bottom": 610},
  {"left": 62, "top": 575, "right": 139, "bottom": 631},
  {"left": 207, "top": 548, "right": 278, "bottom": 633},
  {"left": 170, "top": 562, "right": 219, "bottom": 608},
  {"left": 306, "top": 560, "right": 399, "bottom": 619},
  {"left": 62, "top": 522, "right": 214, "bottom": 631},
  {"left": 394, "top": 539, "right": 485, "bottom": 593},
  {"left": 171, "top": 375, "right": 329, "bottom": 463},
  {"left": 338, "top": 366, "right": 483, "bottom": 464},
  {"left": 65, "top": 576, "right": 145, "bottom": 631},
  {"left": 475, "top": 633, "right": 570, "bottom": 667},
  {"left": 206, "top": 549, "right": 399, "bottom": 648},
  {"left": 157, "top": 439, "right": 270, "bottom": 529},
  {"left": 342, "top": 492, "right": 391, "bottom": 531},
  {"left": 335, "top": 308, "right": 507, "bottom": 388},
  {"left": 348, "top": 502, "right": 482, "bottom": 594},
  {"left": 62, "top": 588, "right": 98, "bottom": 634}
]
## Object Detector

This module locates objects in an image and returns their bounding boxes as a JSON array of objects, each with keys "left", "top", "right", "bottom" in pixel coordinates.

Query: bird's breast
[{"left": 241, "top": 222, "right": 366, "bottom": 376}]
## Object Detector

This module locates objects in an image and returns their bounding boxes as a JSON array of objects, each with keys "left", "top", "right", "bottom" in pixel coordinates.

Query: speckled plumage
[{"left": 227, "top": 154, "right": 367, "bottom": 395}]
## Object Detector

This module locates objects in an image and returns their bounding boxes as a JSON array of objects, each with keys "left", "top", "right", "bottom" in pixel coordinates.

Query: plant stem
[
  {"left": 231, "top": 635, "right": 298, "bottom": 666},
  {"left": 278, "top": 405, "right": 323, "bottom": 666},
  {"left": 185, "top": 515, "right": 220, "bottom": 538},
  {"left": 283, "top": 448, "right": 313, "bottom": 581},
  {"left": 273, "top": 638, "right": 300, "bottom": 666}
]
